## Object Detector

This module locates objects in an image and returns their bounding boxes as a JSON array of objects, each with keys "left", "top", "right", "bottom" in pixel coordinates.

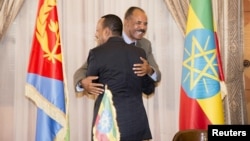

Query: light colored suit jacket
[{"left": 136, "top": 37, "right": 161, "bottom": 81}]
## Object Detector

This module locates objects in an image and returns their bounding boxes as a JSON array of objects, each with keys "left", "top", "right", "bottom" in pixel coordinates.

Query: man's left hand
[{"left": 133, "top": 57, "right": 153, "bottom": 76}]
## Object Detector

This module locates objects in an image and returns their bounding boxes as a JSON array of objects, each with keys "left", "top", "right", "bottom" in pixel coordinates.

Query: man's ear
[
  {"left": 124, "top": 19, "right": 129, "bottom": 27},
  {"left": 104, "top": 28, "right": 112, "bottom": 36}
]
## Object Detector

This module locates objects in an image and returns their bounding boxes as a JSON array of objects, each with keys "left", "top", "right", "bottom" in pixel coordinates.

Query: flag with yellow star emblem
[
  {"left": 93, "top": 85, "right": 120, "bottom": 141},
  {"left": 179, "top": 0, "right": 224, "bottom": 130},
  {"left": 25, "top": 0, "right": 70, "bottom": 140}
]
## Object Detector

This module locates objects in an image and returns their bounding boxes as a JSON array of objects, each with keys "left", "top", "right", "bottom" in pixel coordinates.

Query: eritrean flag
[
  {"left": 93, "top": 85, "right": 120, "bottom": 141},
  {"left": 179, "top": 0, "right": 224, "bottom": 130},
  {"left": 25, "top": 0, "right": 70, "bottom": 140}
]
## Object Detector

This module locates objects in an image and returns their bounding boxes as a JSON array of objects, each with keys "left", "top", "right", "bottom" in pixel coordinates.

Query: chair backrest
[{"left": 172, "top": 129, "right": 208, "bottom": 141}]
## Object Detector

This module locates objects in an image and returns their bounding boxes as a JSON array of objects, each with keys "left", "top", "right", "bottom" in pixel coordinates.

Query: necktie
[{"left": 130, "top": 42, "right": 136, "bottom": 46}]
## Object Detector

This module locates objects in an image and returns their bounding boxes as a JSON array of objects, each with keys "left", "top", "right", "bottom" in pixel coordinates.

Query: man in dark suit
[
  {"left": 73, "top": 7, "right": 161, "bottom": 96},
  {"left": 87, "top": 14, "right": 154, "bottom": 140}
]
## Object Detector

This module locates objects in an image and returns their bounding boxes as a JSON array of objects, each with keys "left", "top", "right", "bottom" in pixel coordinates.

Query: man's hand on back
[
  {"left": 81, "top": 76, "right": 104, "bottom": 95},
  {"left": 133, "top": 57, "right": 154, "bottom": 76}
]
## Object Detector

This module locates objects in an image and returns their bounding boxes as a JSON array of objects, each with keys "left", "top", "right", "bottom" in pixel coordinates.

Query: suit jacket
[
  {"left": 136, "top": 37, "right": 161, "bottom": 82},
  {"left": 86, "top": 37, "right": 154, "bottom": 140},
  {"left": 73, "top": 37, "right": 161, "bottom": 93}
]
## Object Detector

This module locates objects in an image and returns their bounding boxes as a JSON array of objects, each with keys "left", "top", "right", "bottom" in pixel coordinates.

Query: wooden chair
[{"left": 172, "top": 129, "right": 208, "bottom": 141}]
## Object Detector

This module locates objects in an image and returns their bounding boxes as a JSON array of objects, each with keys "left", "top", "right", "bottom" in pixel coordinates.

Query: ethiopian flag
[
  {"left": 25, "top": 0, "right": 70, "bottom": 140},
  {"left": 93, "top": 85, "right": 120, "bottom": 141},
  {"left": 179, "top": 0, "right": 224, "bottom": 130}
]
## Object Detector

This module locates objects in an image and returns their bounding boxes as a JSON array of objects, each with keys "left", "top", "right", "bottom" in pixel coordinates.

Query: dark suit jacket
[
  {"left": 86, "top": 37, "right": 154, "bottom": 140},
  {"left": 73, "top": 37, "right": 161, "bottom": 94}
]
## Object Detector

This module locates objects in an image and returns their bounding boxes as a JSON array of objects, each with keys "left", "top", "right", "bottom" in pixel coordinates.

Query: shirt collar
[{"left": 122, "top": 32, "right": 136, "bottom": 45}]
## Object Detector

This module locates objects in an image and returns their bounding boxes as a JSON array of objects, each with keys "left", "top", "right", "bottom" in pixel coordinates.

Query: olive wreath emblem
[{"left": 36, "top": 0, "right": 61, "bottom": 64}]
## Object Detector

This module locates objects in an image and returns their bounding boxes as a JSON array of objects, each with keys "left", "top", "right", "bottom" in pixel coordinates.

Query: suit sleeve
[
  {"left": 139, "top": 48, "right": 155, "bottom": 95},
  {"left": 73, "top": 61, "right": 88, "bottom": 93},
  {"left": 142, "top": 39, "right": 161, "bottom": 82},
  {"left": 141, "top": 75, "right": 155, "bottom": 95}
]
